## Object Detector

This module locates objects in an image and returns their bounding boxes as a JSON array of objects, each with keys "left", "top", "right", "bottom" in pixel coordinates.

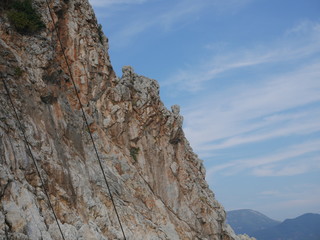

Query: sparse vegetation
[
  {"left": 14, "top": 67, "right": 23, "bottom": 77},
  {"left": 7, "top": 0, "right": 45, "bottom": 34},
  {"left": 97, "top": 24, "right": 104, "bottom": 44},
  {"left": 130, "top": 147, "right": 139, "bottom": 162}
]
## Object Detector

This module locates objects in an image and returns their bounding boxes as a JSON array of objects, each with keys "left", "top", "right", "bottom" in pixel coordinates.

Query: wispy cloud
[
  {"left": 164, "top": 20, "right": 320, "bottom": 91},
  {"left": 194, "top": 105, "right": 320, "bottom": 153},
  {"left": 99, "top": 0, "right": 254, "bottom": 47},
  {"left": 107, "top": 0, "right": 207, "bottom": 46},
  {"left": 252, "top": 157, "right": 320, "bottom": 177},
  {"left": 207, "top": 140, "right": 320, "bottom": 176},
  {"left": 183, "top": 61, "right": 320, "bottom": 152},
  {"left": 89, "top": 0, "right": 148, "bottom": 7},
  {"left": 175, "top": 21, "right": 320, "bottom": 160}
]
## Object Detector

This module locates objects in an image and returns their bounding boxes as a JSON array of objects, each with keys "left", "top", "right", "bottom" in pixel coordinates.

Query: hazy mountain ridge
[
  {"left": 253, "top": 213, "right": 320, "bottom": 240},
  {"left": 227, "top": 210, "right": 320, "bottom": 240},
  {"left": 227, "top": 209, "right": 280, "bottom": 235}
]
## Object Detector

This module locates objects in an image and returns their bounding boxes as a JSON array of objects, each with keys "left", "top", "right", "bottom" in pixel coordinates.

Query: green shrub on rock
[
  {"left": 7, "top": 0, "right": 45, "bottom": 34},
  {"left": 130, "top": 147, "right": 140, "bottom": 162},
  {"left": 14, "top": 67, "right": 23, "bottom": 77},
  {"left": 98, "top": 24, "right": 104, "bottom": 44}
]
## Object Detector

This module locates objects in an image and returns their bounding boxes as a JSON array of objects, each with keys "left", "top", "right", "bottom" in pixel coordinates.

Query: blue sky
[{"left": 89, "top": 0, "right": 320, "bottom": 221}]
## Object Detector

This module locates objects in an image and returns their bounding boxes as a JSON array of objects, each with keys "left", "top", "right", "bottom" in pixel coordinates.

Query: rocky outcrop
[{"left": 0, "top": 0, "right": 243, "bottom": 239}]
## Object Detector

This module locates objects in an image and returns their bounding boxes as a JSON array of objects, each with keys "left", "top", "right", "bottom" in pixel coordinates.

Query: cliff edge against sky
[{"left": 0, "top": 0, "right": 248, "bottom": 239}]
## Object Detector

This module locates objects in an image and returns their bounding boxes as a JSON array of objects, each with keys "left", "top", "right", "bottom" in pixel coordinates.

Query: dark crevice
[{"left": 0, "top": 180, "right": 12, "bottom": 200}]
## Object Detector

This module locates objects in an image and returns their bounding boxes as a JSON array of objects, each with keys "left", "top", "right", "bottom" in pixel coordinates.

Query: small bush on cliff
[
  {"left": 7, "top": 0, "right": 45, "bottom": 34},
  {"left": 98, "top": 24, "right": 104, "bottom": 44},
  {"left": 14, "top": 67, "right": 23, "bottom": 77},
  {"left": 130, "top": 147, "right": 139, "bottom": 162}
]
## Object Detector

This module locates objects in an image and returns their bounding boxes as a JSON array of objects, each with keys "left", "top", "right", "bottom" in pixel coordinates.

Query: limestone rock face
[{"left": 0, "top": 0, "right": 241, "bottom": 239}]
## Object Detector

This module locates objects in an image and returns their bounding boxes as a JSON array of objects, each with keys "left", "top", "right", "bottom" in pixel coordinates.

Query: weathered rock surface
[{"left": 0, "top": 0, "right": 248, "bottom": 239}]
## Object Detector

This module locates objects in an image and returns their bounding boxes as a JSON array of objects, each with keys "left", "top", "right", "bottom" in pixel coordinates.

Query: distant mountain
[
  {"left": 253, "top": 213, "right": 320, "bottom": 240},
  {"left": 227, "top": 210, "right": 320, "bottom": 240},
  {"left": 227, "top": 209, "right": 280, "bottom": 235}
]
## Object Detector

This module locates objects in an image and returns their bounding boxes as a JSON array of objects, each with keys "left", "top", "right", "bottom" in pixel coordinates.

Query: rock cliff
[{"left": 0, "top": 0, "right": 242, "bottom": 239}]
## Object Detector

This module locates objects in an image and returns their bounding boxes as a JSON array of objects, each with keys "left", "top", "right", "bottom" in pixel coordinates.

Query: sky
[{"left": 88, "top": 0, "right": 320, "bottom": 221}]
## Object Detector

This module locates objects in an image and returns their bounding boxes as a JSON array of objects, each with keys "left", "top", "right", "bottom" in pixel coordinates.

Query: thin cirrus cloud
[
  {"left": 197, "top": 114, "right": 320, "bottom": 153},
  {"left": 178, "top": 21, "right": 320, "bottom": 180},
  {"left": 179, "top": 21, "right": 320, "bottom": 150},
  {"left": 183, "top": 61, "right": 320, "bottom": 152},
  {"left": 89, "top": 0, "right": 148, "bottom": 7},
  {"left": 106, "top": 0, "right": 206, "bottom": 46},
  {"left": 252, "top": 157, "right": 320, "bottom": 177},
  {"left": 164, "top": 21, "right": 320, "bottom": 91},
  {"left": 96, "top": 0, "right": 253, "bottom": 47},
  {"left": 207, "top": 140, "right": 320, "bottom": 176}
]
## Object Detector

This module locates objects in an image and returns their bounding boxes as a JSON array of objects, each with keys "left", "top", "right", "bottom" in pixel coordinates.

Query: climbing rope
[
  {"left": 1, "top": 78, "right": 66, "bottom": 240},
  {"left": 44, "top": 0, "right": 127, "bottom": 239}
]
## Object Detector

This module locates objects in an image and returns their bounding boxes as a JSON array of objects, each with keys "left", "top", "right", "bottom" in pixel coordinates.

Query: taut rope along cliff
[
  {"left": 44, "top": 0, "right": 127, "bottom": 238},
  {"left": 1, "top": 78, "right": 66, "bottom": 240}
]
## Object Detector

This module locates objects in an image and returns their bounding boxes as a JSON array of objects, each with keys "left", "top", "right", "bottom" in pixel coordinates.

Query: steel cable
[
  {"left": 44, "top": 1, "right": 127, "bottom": 239},
  {"left": 1, "top": 78, "right": 66, "bottom": 240}
]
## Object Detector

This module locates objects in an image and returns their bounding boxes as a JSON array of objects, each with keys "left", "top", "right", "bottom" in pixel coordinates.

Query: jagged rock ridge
[{"left": 0, "top": 0, "right": 245, "bottom": 239}]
